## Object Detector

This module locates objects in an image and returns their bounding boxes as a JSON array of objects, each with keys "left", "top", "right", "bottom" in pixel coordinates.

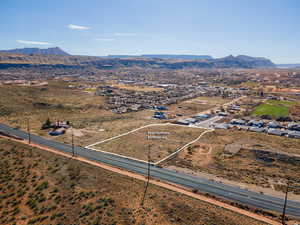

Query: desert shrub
[
  {"left": 26, "top": 199, "right": 37, "bottom": 210},
  {"left": 0, "top": 105, "right": 13, "bottom": 116},
  {"left": 187, "top": 146, "right": 193, "bottom": 155},
  {"left": 35, "top": 181, "right": 49, "bottom": 191},
  {"left": 50, "top": 212, "right": 64, "bottom": 220}
]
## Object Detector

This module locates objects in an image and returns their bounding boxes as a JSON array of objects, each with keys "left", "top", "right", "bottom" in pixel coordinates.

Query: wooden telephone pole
[
  {"left": 27, "top": 118, "right": 31, "bottom": 144},
  {"left": 281, "top": 183, "right": 289, "bottom": 225},
  {"left": 71, "top": 125, "right": 75, "bottom": 157},
  {"left": 141, "top": 144, "right": 151, "bottom": 207}
]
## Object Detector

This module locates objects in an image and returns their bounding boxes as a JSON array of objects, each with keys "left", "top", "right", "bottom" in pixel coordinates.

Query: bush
[
  {"left": 41, "top": 118, "right": 52, "bottom": 130},
  {"left": 35, "top": 181, "right": 49, "bottom": 191},
  {"left": 276, "top": 116, "right": 292, "bottom": 122},
  {"left": 192, "top": 189, "right": 198, "bottom": 194}
]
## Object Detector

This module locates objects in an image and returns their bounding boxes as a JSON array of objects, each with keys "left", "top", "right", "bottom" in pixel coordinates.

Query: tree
[
  {"left": 260, "top": 91, "right": 264, "bottom": 97},
  {"left": 41, "top": 118, "right": 52, "bottom": 130}
]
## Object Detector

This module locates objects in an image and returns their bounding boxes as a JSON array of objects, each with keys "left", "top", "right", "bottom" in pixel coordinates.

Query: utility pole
[
  {"left": 71, "top": 126, "right": 75, "bottom": 157},
  {"left": 274, "top": 151, "right": 300, "bottom": 224},
  {"left": 141, "top": 144, "right": 151, "bottom": 207},
  {"left": 281, "top": 182, "right": 289, "bottom": 225},
  {"left": 273, "top": 149, "right": 286, "bottom": 225},
  {"left": 27, "top": 118, "right": 31, "bottom": 144}
]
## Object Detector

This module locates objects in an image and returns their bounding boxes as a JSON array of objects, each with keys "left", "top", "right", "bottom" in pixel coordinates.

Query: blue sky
[{"left": 0, "top": 0, "right": 299, "bottom": 63}]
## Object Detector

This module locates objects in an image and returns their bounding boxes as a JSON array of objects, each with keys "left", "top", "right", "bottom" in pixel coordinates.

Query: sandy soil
[{"left": 0, "top": 134, "right": 282, "bottom": 225}]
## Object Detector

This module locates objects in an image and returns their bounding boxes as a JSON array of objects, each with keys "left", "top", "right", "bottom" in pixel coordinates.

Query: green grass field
[{"left": 252, "top": 100, "right": 295, "bottom": 117}]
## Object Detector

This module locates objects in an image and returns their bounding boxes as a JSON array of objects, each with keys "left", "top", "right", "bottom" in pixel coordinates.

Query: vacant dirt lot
[
  {"left": 110, "top": 83, "right": 164, "bottom": 92},
  {"left": 0, "top": 138, "right": 269, "bottom": 225},
  {"left": 93, "top": 125, "right": 205, "bottom": 162}
]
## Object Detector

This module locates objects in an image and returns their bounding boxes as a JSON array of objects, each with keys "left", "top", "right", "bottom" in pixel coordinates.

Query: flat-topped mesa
[{"left": 0, "top": 47, "right": 69, "bottom": 56}]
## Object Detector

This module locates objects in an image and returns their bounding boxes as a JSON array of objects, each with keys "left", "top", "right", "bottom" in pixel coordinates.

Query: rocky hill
[
  {"left": 0, "top": 47, "right": 69, "bottom": 56},
  {"left": 211, "top": 55, "right": 275, "bottom": 68}
]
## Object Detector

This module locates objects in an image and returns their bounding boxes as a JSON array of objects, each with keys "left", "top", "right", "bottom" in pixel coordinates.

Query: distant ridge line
[
  {"left": 0, "top": 47, "right": 69, "bottom": 56},
  {"left": 107, "top": 54, "right": 213, "bottom": 60}
]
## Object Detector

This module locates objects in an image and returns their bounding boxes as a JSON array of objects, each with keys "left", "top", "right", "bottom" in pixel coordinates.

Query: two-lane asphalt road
[{"left": 1, "top": 123, "right": 300, "bottom": 218}]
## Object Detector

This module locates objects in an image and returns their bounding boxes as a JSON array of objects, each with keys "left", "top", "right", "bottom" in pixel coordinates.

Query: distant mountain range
[
  {"left": 107, "top": 54, "right": 213, "bottom": 60},
  {"left": 0, "top": 47, "right": 69, "bottom": 56},
  {"left": 0, "top": 47, "right": 276, "bottom": 69},
  {"left": 276, "top": 64, "right": 300, "bottom": 69}
]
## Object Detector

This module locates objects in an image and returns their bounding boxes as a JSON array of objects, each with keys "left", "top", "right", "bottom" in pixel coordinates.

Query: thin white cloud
[
  {"left": 17, "top": 40, "right": 51, "bottom": 45},
  {"left": 68, "top": 24, "right": 91, "bottom": 30},
  {"left": 95, "top": 38, "right": 114, "bottom": 42},
  {"left": 114, "top": 32, "right": 137, "bottom": 36}
]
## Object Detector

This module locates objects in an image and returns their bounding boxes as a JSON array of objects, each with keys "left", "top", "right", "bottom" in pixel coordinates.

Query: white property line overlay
[
  {"left": 155, "top": 129, "right": 214, "bottom": 164},
  {"left": 86, "top": 123, "right": 202, "bottom": 148},
  {"left": 85, "top": 122, "right": 214, "bottom": 165}
]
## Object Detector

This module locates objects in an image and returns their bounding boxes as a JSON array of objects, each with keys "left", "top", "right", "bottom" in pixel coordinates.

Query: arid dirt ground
[
  {"left": 109, "top": 82, "right": 164, "bottom": 92},
  {"left": 93, "top": 125, "right": 205, "bottom": 162},
  {"left": 0, "top": 137, "right": 270, "bottom": 225},
  {"left": 163, "top": 129, "right": 300, "bottom": 195},
  {"left": 0, "top": 81, "right": 161, "bottom": 146},
  {"left": 0, "top": 81, "right": 226, "bottom": 148}
]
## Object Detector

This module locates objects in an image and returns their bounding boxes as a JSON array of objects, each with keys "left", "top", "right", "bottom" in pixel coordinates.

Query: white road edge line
[
  {"left": 88, "top": 147, "right": 156, "bottom": 165},
  {"left": 155, "top": 129, "right": 215, "bottom": 165}
]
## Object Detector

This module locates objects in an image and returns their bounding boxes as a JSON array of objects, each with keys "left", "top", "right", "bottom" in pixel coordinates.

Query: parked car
[
  {"left": 268, "top": 121, "right": 281, "bottom": 129},
  {"left": 248, "top": 120, "right": 264, "bottom": 128},
  {"left": 230, "top": 119, "right": 246, "bottom": 125}
]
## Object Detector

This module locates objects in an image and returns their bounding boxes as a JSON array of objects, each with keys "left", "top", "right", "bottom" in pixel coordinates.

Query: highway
[{"left": 1, "top": 123, "right": 300, "bottom": 218}]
